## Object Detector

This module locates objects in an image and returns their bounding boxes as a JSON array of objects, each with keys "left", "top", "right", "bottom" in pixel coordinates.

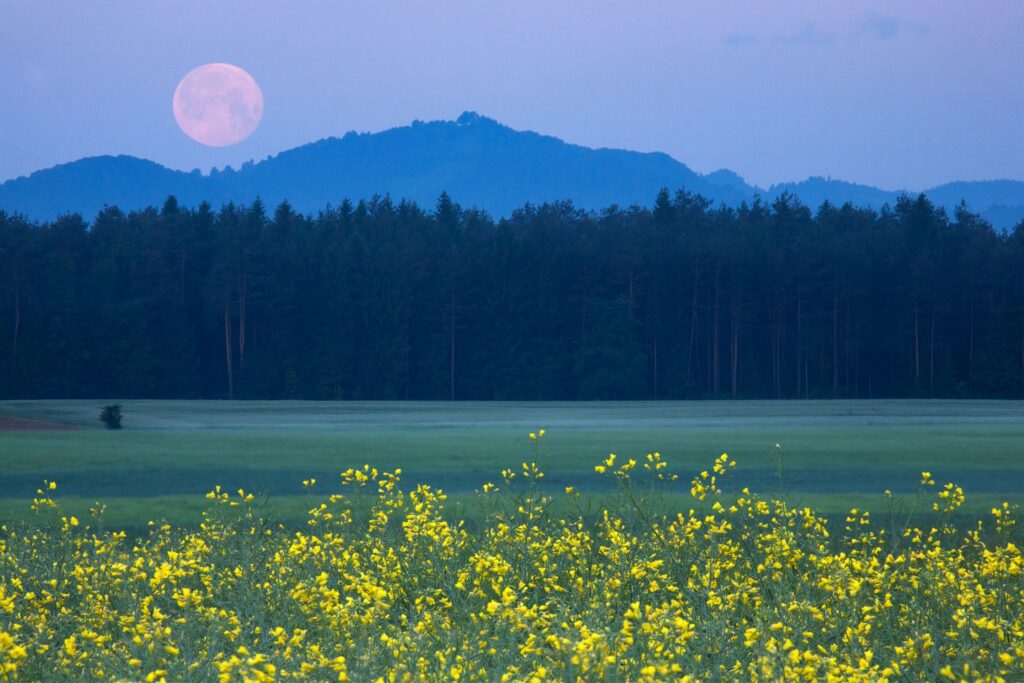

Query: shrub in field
[
  {"left": 99, "top": 404, "right": 122, "bottom": 429},
  {"left": 0, "top": 434, "right": 1021, "bottom": 682}
]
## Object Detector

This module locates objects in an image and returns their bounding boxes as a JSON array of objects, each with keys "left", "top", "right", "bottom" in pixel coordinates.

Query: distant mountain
[
  {"left": 765, "top": 177, "right": 899, "bottom": 210},
  {"left": 2, "top": 111, "right": 1023, "bottom": 230},
  {"left": 764, "top": 176, "right": 1024, "bottom": 230},
  {"left": 0, "top": 156, "right": 231, "bottom": 222},
  {"left": 213, "top": 111, "right": 754, "bottom": 216}
]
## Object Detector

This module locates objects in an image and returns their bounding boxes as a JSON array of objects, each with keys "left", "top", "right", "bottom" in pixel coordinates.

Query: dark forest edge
[{"left": 1, "top": 188, "right": 1023, "bottom": 400}]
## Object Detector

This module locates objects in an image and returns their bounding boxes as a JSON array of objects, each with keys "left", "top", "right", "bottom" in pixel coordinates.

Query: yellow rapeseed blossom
[{"left": 0, "top": 437, "right": 1020, "bottom": 681}]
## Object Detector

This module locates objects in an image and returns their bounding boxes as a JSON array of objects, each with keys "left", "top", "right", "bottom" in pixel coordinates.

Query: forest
[{"left": 0, "top": 189, "right": 1022, "bottom": 400}]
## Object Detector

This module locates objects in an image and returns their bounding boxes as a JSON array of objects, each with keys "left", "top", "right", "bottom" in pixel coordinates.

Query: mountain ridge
[{"left": 2, "top": 112, "right": 1022, "bottom": 230}]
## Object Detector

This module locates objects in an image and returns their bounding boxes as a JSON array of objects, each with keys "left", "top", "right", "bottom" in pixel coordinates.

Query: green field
[{"left": 1, "top": 400, "right": 1022, "bottom": 527}]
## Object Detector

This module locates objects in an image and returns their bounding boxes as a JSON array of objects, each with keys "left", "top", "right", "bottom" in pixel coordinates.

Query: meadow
[
  {"left": 1, "top": 400, "right": 1023, "bottom": 680},
  {"left": 0, "top": 432, "right": 1022, "bottom": 680},
  {"left": 1, "top": 400, "right": 1023, "bottom": 528}
]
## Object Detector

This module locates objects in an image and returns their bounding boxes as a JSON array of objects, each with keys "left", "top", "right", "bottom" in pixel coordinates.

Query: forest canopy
[{"left": 1, "top": 189, "right": 1022, "bottom": 400}]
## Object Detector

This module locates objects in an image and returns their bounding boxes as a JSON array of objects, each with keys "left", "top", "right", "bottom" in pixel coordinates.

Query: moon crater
[{"left": 173, "top": 63, "right": 263, "bottom": 147}]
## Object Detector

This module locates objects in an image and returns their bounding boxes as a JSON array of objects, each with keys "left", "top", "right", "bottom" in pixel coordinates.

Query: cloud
[
  {"left": 774, "top": 23, "right": 836, "bottom": 47},
  {"left": 856, "top": 11, "right": 927, "bottom": 40},
  {"left": 724, "top": 32, "right": 756, "bottom": 46}
]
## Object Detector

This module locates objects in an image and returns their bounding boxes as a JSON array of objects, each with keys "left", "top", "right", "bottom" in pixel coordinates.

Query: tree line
[{"left": 1, "top": 189, "right": 1022, "bottom": 400}]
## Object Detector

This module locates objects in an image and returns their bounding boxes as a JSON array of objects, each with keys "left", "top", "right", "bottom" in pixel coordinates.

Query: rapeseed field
[{"left": 0, "top": 433, "right": 1020, "bottom": 682}]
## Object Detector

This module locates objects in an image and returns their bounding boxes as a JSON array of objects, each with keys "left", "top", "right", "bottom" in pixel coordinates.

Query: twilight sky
[{"left": 2, "top": 1, "right": 1022, "bottom": 190}]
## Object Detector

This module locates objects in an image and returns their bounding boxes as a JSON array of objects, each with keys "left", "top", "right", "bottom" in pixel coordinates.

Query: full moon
[{"left": 172, "top": 63, "right": 263, "bottom": 147}]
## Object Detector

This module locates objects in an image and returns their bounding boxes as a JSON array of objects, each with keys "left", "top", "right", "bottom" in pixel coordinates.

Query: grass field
[{"left": 1, "top": 399, "right": 1022, "bottom": 527}]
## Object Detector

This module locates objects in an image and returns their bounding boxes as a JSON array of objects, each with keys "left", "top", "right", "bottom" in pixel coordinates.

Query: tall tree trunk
[
  {"left": 968, "top": 297, "right": 975, "bottom": 388},
  {"left": 652, "top": 336, "right": 659, "bottom": 399},
  {"left": 11, "top": 281, "right": 20, "bottom": 378},
  {"left": 854, "top": 308, "right": 861, "bottom": 397},
  {"left": 795, "top": 284, "right": 802, "bottom": 399},
  {"left": 705, "top": 306, "right": 712, "bottom": 394},
  {"left": 913, "top": 300, "right": 920, "bottom": 395},
  {"left": 238, "top": 269, "right": 247, "bottom": 369},
  {"left": 687, "top": 268, "right": 699, "bottom": 390},
  {"left": 450, "top": 290, "right": 456, "bottom": 401},
  {"left": 832, "top": 278, "right": 839, "bottom": 398},
  {"left": 774, "top": 311, "right": 782, "bottom": 401},
  {"left": 769, "top": 297, "right": 781, "bottom": 400},
  {"left": 929, "top": 304, "right": 936, "bottom": 398},
  {"left": 713, "top": 267, "right": 720, "bottom": 398},
  {"left": 224, "top": 299, "right": 234, "bottom": 400},
  {"left": 777, "top": 296, "right": 782, "bottom": 399},
  {"left": 730, "top": 301, "right": 740, "bottom": 399},
  {"left": 844, "top": 301, "right": 851, "bottom": 397}
]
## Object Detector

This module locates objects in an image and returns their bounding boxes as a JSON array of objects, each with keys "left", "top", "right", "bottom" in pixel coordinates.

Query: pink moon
[{"left": 172, "top": 63, "right": 263, "bottom": 147}]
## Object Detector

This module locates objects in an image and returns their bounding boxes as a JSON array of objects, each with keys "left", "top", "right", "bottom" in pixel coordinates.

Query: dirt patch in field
[{"left": 0, "top": 415, "right": 80, "bottom": 431}]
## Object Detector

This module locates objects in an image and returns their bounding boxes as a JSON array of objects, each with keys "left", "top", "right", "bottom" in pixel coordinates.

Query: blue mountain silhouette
[{"left": 2, "top": 112, "right": 1022, "bottom": 229}]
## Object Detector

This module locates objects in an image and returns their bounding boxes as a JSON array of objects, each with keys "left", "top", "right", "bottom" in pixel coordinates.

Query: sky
[{"left": 2, "top": 1, "right": 1022, "bottom": 191}]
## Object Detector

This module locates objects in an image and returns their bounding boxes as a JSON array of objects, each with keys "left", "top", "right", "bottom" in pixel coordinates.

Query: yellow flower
[{"left": 0, "top": 440, "right": 1017, "bottom": 682}]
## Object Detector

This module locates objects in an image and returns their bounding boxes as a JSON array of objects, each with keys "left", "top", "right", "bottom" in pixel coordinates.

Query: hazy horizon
[{"left": 3, "top": 1, "right": 1023, "bottom": 191}]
